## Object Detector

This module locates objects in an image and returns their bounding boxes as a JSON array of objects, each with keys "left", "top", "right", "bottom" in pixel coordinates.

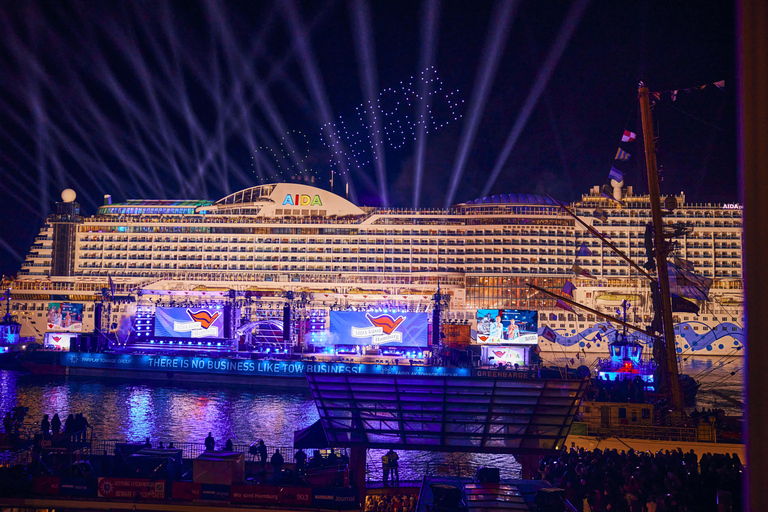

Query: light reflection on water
[{"left": 0, "top": 356, "right": 745, "bottom": 479}]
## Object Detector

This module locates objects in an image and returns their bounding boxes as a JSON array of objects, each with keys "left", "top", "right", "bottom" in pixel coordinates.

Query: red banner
[
  {"left": 280, "top": 486, "right": 313, "bottom": 506},
  {"left": 97, "top": 478, "right": 165, "bottom": 499},
  {"left": 172, "top": 481, "right": 201, "bottom": 500},
  {"left": 230, "top": 484, "right": 280, "bottom": 504},
  {"left": 33, "top": 476, "right": 60, "bottom": 495}
]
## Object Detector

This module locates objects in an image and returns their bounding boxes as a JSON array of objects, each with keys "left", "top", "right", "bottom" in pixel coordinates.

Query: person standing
[
  {"left": 271, "top": 449, "right": 284, "bottom": 482},
  {"left": 3, "top": 411, "right": 12, "bottom": 434},
  {"left": 386, "top": 449, "right": 399, "bottom": 486},
  {"left": 41, "top": 414, "right": 50, "bottom": 437},
  {"left": 225, "top": 438, "right": 234, "bottom": 451},
  {"left": 51, "top": 413, "right": 61, "bottom": 436},
  {"left": 257, "top": 439, "right": 268, "bottom": 468},
  {"left": 204, "top": 432, "right": 215, "bottom": 451},
  {"left": 295, "top": 448, "right": 307, "bottom": 476},
  {"left": 64, "top": 414, "right": 74, "bottom": 435},
  {"left": 382, "top": 451, "right": 390, "bottom": 486}
]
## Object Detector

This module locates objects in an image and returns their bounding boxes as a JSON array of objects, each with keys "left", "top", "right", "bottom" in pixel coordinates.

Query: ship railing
[
  {"left": 573, "top": 422, "right": 700, "bottom": 443},
  {"left": 89, "top": 438, "right": 293, "bottom": 461},
  {"left": 365, "top": 459, "right": 522, "bottom": 484}
]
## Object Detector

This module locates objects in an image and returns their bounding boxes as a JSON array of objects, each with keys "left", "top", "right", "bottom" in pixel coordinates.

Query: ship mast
[{"left": 638, "top": 83, "right": 685, "bottom": 414}]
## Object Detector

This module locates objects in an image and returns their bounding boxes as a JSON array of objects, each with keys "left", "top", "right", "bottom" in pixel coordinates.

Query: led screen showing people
[
  {"left": 154, "top": 307, "right": 227, "bottom": 338},
  {"left": 46, "top": 303, "right": 84, "bottom": 332},
  {"left": 476, "top": 309, "right": 538, "bottom": 344}
]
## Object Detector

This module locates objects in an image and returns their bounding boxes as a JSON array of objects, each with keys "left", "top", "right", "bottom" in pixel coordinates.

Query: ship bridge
[{"left": 204, "top": 183, "right": 366, "bottom": 218}]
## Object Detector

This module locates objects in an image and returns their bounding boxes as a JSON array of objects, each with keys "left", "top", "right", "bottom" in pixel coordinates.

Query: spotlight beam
[
  {"left": 280, "top": 0, "right": 359, "bottom": 202},
  {"left": 481, "top": 0, "right": 589, "bottom": 196},
  {"left": 349, "top": 0, "right": 389, "bottom": 206},
  {"left": 444, "top": 0, "right": 520, "bottom": 208},
  {"left": 413, "top": 0, "right": 441, "bottom": 208}
]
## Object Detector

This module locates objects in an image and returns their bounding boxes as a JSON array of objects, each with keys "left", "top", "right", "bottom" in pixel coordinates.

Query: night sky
[{"left": 0, "top": 0, "right": 736, "bottom": 277}]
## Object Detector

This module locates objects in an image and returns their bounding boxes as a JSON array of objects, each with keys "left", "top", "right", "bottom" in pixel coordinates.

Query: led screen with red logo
[
  {"left": 154, "top": 307, "right": 226, "bottom": 338},
  {"left": 329, "top": 311, "right": 428, "bottom": 347}
]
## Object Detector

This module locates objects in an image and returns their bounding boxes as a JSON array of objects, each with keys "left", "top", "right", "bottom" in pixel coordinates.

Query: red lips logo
[
  {"left": 187, "top": 309, "right": 221, "bottom": 329},
  {"left": 365, "top": 313, "right": 405, "bottom": 335}
]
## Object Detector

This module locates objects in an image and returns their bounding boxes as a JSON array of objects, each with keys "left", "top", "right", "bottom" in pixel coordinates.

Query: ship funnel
[{"left": 104, "top": 194, "right": 112, "bottom": 205}]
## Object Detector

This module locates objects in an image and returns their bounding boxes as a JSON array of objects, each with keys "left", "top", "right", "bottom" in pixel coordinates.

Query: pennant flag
[
  {"left": 668, "top": 261, "right": 712, "bottom": 301},
  {"left": 555, "top": 299, "right": 574, "bottom": 312},
  {"left": 615, "top": 148, "right": 631, "bottom": 161},
  {"left": 671, "top": 256, "right": 695, "bottom": 272},
  {"left": 569, "top": 358, "right": 575, "bottom": 365},
  {"left": 593, "top": 207, "right": 608, "bottom": 222},
  {"left": 671, "top": 294, "right": 700, "bottom": 314},
  {"left": 541, "top": 326, "right": 558, "bottom": 342},
  {"left": 608, "top": 167, "right": 624, "bottom": 182},
  {"left": 714, "top": 80, "right": 725, "bottom": 89},
  {"left": 108, "top": 275, "right": 116, "bottom": 298},
  {"left": 577, "top": 242, "right": 592, "bottom": 257},
  {"left": 562, "top": 280, "right": 576, "bottom": 297},
  {"left": 621, "top": 130, "right": 636, "bottom": 142},
  {"left": 586, "top": 343, "right": 591, "bottom": 349},
  {"left": 601, "top": 183, "right": 624, "bottom": 204},
  {"left": 595, "top": 333, "right": 602, "bottom": 342},
  {"left": 572, "top": 263, "right": 596, "bottom": 279}
]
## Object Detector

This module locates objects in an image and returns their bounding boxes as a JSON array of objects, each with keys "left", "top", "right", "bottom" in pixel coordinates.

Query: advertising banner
[
  {"left": 476, "top": 309, "right": 538, "bottom": 345},
  {"left": 61, "top": 477, "right": 94, "bottom": 497},
  {"left": 32, "top": 476, "right": 61, "bottom": 495},
  {"left": 230, "top": 484, "right": 280, "bottom": 504},
  {"left": 329, "top": 311, "right": 428, "bottom": 347},
  {"left": 97, "top": 478, "right": 165, "bottom": 499},
  {"left": 171, "top": 481, "right": 201, "bottom": 500},
  {"left": 201, "top": 483, "right": 231, "bottom": 501},
  {"left": 46, "top": 303, "right": 83, "bottom": 332},
  {"left": 312, "top": 487, "right": 358, "bottom": 510},
  {"left": 62, "top": 352, "right": 471, "bottom": 377},
  {"left": 154, "top": 306, "right": 226, "bottom": 338},
  {"left": 481, "top": 345, "right": 528, "bottom": 366},
  {"left": 44, "top": 332, "right": 77, "bottom": 351}
]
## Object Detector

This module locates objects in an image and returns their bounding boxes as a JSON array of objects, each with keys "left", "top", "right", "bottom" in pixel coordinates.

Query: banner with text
[
  {"left": 329, "top": 311, "right": 428, "bottom": 347},
  {"left": 154, "top": 306, "right": 226, "bottom": 338}
]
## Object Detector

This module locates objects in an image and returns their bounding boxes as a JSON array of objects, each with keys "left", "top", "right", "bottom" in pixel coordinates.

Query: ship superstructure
[{"left": 9, "top": 182, "right": 744, "bottom": 356}]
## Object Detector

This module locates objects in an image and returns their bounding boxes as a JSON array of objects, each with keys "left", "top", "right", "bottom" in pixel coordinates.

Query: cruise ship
[{"left": 6, "top": 181, "right": 744, "bottom": 357}]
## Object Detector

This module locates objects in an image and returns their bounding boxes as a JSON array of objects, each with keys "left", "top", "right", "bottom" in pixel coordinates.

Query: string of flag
[{"left": 650, "top": 80, "right": 725, "bottom": 103}]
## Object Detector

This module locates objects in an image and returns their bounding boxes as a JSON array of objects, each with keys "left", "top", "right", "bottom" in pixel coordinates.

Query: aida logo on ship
[
  {"left": 350, "top": 313, "right": 406, "bottom": 345},
  {"left": 172, "top": 309, "right": 221, "bottom": 338},
  {"left": 282, "top": 194, "right": 323, "bottom": 206}
]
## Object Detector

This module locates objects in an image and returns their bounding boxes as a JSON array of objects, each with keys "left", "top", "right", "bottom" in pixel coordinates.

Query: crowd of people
[
  {"left": 3, "top": 407, "right": 90, "bottom": 442},
  {"left": 584, "top": 375, "right": 647, "bottom": 404},
  {"left": 539, "top": 447, "right": 743, "bottom": 512},
  {"left": 364, "top": 492, "right": 417, "bottom": 512}
]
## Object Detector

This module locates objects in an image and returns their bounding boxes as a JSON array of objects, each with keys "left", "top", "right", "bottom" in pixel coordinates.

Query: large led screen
[
  {"left": 329, "top": 311, "right": 428, "bottom": 347},
  {"left": 154, "top": 307, "right": 226, "bottom": 338},
  {"left": 46, "top": 303, "right": 84, "bottom": 332},
  {"left": 476, "top": 309, "right": 538, "bottom": 344}
]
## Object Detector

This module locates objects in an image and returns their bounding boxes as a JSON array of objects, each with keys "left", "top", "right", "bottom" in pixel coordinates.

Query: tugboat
[
  {"left": 595, "top": 299, "right": 699, "bottom": 406},
  {"left": 0, "top": 287, "right": 33, "bottom": 368}
]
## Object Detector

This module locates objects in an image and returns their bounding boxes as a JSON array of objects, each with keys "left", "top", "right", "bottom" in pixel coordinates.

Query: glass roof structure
[{"left": 306, "top": 373, "right": 587, "bottom": 455}]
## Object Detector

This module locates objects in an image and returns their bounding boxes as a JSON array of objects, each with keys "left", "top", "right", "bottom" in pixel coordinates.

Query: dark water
[{"left": 0, "top": 355, "right": 745, "bottom": 479}]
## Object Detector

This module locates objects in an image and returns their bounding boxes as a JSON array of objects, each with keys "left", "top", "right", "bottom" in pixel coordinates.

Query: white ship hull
[{"left": 7, "top": 183, "right": 743, "bottom": 356}]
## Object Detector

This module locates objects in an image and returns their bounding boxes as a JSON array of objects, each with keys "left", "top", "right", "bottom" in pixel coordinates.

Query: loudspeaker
[
  {"left": 432, "top": 308, "right": 441, "bottom": 345},
  {"left": 430, "top": 484, "right": 463, "bottom": 509},
  {"left": 475, "top": 466, "right": 500, "bottom": 484},
  {"left": 283, "top": 303, "right": 291, "bottom": 341},
  {"left": 534, "top": 488, "right": 566, "bottom": 512}
]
